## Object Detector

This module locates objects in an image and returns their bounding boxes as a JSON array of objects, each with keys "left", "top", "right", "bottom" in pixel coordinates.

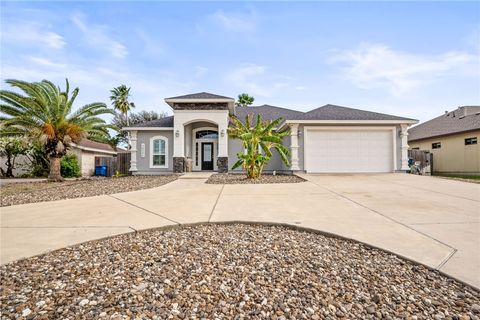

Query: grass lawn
[{"left": 435, "top": 174, "right": 480, "bottom": 183}]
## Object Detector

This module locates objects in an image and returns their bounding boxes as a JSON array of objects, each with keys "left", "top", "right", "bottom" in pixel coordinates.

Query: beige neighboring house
[
  {"left": 1, "top": 139, "right": 117, "bottom": 177},
  {"left": 69, "top": 139, "right": 117, "bottom": 176},
  {"left": 408, "top": 106, "right": 480, "bottom": 175}
]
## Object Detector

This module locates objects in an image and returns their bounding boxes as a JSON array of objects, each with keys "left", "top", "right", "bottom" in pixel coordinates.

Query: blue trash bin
[{"left": 95, "top": 165, "right": 107, "bottom": 177}]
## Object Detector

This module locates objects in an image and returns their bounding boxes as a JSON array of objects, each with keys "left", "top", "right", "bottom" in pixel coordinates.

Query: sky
[{"left": 1, "top": 1, "right": 479, "bottom": 123}]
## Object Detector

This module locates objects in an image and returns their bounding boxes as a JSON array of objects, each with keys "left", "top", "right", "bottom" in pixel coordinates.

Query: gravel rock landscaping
[
  {"left": 206, "top": 173, "right": 305, "bottom": 184},
  {"left": 0, "top": 175, "right": 177, "bottom": 207},
  {"left": 1, "top": 224, "right": 478, "bottom": 319}
]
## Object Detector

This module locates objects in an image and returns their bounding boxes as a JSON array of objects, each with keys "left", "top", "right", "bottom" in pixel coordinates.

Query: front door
[{"left": 201, "top": 142, "right": 214, "bottom": 170}]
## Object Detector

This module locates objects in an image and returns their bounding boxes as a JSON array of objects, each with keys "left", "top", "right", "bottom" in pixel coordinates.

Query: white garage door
[{"left": 305, "top": 129, "right": 394, "bottom": 173}]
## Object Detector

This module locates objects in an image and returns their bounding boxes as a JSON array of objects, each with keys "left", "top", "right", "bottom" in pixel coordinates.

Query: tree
[
  {"left": 110, "top": 85, "right": 135, "bottom": 126},
  {"left": 229, "top": 114, "right": 290, "bottom": 179},
  {"left": 0, "top": 137, "right": 29, "bottom": 177},
  {"left": 0, "top": 79, "right": 113, "bottom": 181},
  {"left": 236, "top": 93, "right": 255, "bottom": 108},
  {"left": 111, "top": 110, "right": 169, "bottom": 147}
]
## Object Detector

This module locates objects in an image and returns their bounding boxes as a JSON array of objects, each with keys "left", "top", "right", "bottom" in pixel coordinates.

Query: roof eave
[{"left": 408, "top": 128, "right": 480, "bottom": 142}]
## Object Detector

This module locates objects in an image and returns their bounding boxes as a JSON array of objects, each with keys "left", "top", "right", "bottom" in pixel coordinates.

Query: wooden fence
[
  {"left": 408, "top": 149, "right": 433, "bottom": 175},
  {"left": 94, "top": 153, "right": 131, "bottom": 177}
]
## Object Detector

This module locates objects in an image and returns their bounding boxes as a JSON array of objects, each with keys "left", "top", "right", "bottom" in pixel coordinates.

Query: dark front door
[{"left": 201, "top": 142, "right": 214, "bottom": 170}]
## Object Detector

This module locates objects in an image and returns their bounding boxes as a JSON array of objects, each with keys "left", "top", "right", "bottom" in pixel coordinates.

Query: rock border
[{"left": 205, "top": 173, "right": 306, "bottom": 184}]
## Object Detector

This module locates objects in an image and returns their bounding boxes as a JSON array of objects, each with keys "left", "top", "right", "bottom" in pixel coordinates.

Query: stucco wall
[
  {"left": 68, "top": 148, "right": 117, "bottom": 177},
  {"left": 409, "top": 131, "right": 480, "bottom": 175},
  {"left": 135, "top": 130, "right": 174, "bottom": 174}
]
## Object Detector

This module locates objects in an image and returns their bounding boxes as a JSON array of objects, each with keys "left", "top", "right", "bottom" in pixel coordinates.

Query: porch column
[
  {"left": 129, "top": 130, "right": 138, "bottom": 172},
  {"left": 172, "top": 123, "right": 185, "bottom": 173},
  {"left": 289, "top": 124, "right": 300, "bottom": 171},
  {"left": 400, "top": 124, "right": 409, "bottom": 171},
  {"left": 217, "top": 117, "right": 229, "bottom": 173}
]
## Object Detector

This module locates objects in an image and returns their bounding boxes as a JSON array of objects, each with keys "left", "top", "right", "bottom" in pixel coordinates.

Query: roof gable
[{"left": 165, "top": 92, "right": 233, "bottom": 100}]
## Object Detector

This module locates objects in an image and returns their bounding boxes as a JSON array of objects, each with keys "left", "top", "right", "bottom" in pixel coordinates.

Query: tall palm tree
[
  {"left": 229, "top": 114, "right": 290, "bottom": 178},
  {"left": 110, "top": 85, "right": 135, "bottom": 126},
  {"left": 0, "top": 79, "right": 113, "bottom": 181},
  {"left": 236, "top": 93, "right": 254, "bottom": 108}
]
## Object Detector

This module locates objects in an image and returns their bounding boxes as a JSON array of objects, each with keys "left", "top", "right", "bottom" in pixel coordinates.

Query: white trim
[
  {"left": 71, "top": 143, "right": 117, "bottom": 155},
  {"left": 149, "top": 135, "right": 169, "bottom": 169},
  {"left": 122, "top": 127, "right": 174, "bottom": 131},
  {"left": 303, "top": 126, "right": 397, "bottom": 173},
  {"left": 192, "top": 126, "right": 218, "bottom": 171}
]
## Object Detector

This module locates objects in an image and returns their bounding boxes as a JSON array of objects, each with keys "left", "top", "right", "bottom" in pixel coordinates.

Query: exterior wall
[
  {"left": 409, "top": 131, "right": 480, "bottom": 175},
  {"left": 0, "top": 154, "right": 30, "bottom": 177},
  {"left": 134, "top": 130, "right": 174, "bottom": 174},
  {"left": 68, "top": 148, "right": 116, "bottom": 177}
]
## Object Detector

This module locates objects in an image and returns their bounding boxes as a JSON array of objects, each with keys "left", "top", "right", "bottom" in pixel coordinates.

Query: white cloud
[
  {"left": 71, "top": 12, "right": 128, "bottom": 59},
  {"left": 28, "top": 56, "right": 66, "bottom": 68},
  {"left": 210, "top": 9, "right": 257, "bottom": 32},
  {"left": 225, "top": 63, "right": 305, "bottom": 98},
  {"left": 0, "top": 22, "right": 65, "bottom": 49},
  {"left": 329, "top": 43, "right": 478, "bottom": 96},
  {"left": 195, "top": 66, "right": 208, "bottom": 77}
]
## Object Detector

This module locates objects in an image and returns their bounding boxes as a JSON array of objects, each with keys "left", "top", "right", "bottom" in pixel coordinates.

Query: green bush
[{"left": 60, "top": 154, "right": 81, "bottom": 178}]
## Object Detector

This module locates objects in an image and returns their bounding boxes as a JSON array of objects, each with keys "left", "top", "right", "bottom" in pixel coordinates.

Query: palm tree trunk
[{"left": 48, "top": 156, "right": 64, "bottom": 182}]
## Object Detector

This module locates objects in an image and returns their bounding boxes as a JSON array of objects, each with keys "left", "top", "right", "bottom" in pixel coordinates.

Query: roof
[
  {"left": 165, "top": 92, "right": 234, "bottom": 100},
  {"left": 235, "top": 104, "right": 305, "bottom": 122},
  {"left": 303, "top": 104, "right": 416, "bottom": 121},
  {"left": 123, "top": 104, "right": 415, "bottom": 130},
  {"left": 75, "top": 139, "right": 116, "bottom": 153},
  {"left": 408, "top": 106, "right": 480, "bottom": 142},
  {"left": 129, "top": 116, "right": 174, "bottom": 128}
]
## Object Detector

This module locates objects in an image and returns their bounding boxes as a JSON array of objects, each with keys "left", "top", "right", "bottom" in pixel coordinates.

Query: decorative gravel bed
[
  {"left": 1, "top": 224, "right": 478, "bottom": 319},
  {"left": 206, "top": 173, "right": 305, "bottom": 184},
  {"left": 0, "top": 175, "right": 177, "bottom": 207}
]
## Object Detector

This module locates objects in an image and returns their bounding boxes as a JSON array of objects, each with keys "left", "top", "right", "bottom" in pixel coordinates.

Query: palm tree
[
  {"left": 236, "top": 93, "right": 254, "bottom": 108},
  {"left": 0, "top": 79, "right": 113, "bottom": 181},
  {"left": 110, "top": 85, "right": 135, "bottom": 126},
  {"left": 229, "top": 114, "right": 290, "bottom": 178}
]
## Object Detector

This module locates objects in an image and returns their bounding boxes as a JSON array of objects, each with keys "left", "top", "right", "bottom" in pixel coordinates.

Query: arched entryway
[{"left": 192, "top": 126, "right": 218, "bottom": 171}]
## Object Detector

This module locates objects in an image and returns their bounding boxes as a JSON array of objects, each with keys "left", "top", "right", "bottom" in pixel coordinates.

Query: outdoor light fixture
[
  {"left": 175, "top": 130, "right": 180, "bottom": 137},
  {"left": 221, "top": 129, "right": 225, "bottom": 137}
]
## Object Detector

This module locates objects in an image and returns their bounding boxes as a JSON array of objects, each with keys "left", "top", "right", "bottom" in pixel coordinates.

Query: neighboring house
[
  {"left": 0, "top": 139, "right": 117, "bottom": 177},
  {"left": 69, "top": 139, "right": 117, "bottom": 176},
  {"left": 122, "top": 92, "right": 417, "bottom": 174},
  {"left": 408, "top": 106, "right": 480, "bottom": 175}
]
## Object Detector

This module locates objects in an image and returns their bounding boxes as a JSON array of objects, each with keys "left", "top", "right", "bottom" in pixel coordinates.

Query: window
[
  {"left": 150, "top": 136, "right": 168, "bottom": 168},
  {"left": 196, "top": 130, "right": 218, "bottom": 139},
  {"left": 465, "top": 137, "right": 477, "bottom": 145},
  {"left": 432, "top": 142, "right": 441, "bottom": 149},
  {"left": 411, "top": 147, "right": 420, "bottom": 150}
]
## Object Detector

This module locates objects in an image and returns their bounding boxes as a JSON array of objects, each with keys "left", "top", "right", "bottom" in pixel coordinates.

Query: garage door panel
[{"left": 305, "top": 129, "right": 393, "bottom": 173}]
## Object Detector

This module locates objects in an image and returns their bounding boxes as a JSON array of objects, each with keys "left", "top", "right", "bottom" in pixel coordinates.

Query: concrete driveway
[{"left": 1, "top": 174, "right": 479, "bottom": 288}]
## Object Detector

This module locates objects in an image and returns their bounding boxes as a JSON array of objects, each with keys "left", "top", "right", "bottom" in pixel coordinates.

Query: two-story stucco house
[{"left": 123, "top": 92, "right": 418, "bottom": 174}]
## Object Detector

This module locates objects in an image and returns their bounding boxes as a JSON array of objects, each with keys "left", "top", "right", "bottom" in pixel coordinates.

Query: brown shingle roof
[
  {"left": 76, "top": 139, "right": 116, "bottom": 152},
  {"left": 166, "top": 92, "right": 233, "bottom": 100},
  {"left": 408, "top": 106, "right": 480, "bottom": 142}
]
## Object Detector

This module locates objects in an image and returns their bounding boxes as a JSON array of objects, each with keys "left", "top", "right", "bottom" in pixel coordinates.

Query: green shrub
[{"left": 60, "top": 154, "right": 81, "bottom": 178}]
